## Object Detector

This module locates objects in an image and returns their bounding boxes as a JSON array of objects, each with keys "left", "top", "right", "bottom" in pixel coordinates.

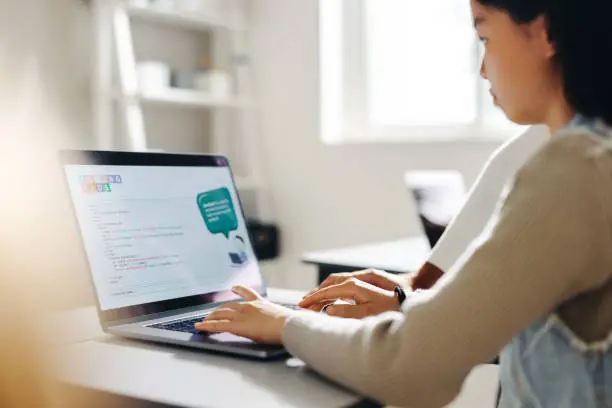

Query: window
[{"left": 320, "top": 0, "right": 525, "bottom": 144}]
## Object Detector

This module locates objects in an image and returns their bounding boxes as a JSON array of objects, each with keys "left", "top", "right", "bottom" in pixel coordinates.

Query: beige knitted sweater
[{"left": 283, "top": 129, "right": 612, "bottom": 408}]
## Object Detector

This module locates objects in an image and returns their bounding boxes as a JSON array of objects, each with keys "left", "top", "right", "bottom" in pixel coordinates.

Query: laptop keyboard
[
  {"left": 150, "top": 316, "right": 205, "bottom": 335},
  {"left": 149, "top": 303, "right": 301, "bottom": 335}
]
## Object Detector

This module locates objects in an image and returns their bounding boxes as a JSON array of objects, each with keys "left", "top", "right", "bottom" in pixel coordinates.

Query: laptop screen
[{"left": 62, "top": 152, "right": 264, "bottom": 320}]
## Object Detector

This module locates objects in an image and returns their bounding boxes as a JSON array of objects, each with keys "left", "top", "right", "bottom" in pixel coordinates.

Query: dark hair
[{"left": 477, "top": 0, "right": 612, "bottom": 125}]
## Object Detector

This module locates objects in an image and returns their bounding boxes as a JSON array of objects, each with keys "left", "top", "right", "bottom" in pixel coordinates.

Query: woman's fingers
[
  {"left": 219, "top": 302, "right": 248, "bottom": 312},
  {"left": 303, "top": 269, "right": 397, "bottom": 299},
  {"left": 304, "top": 303, "right": 324, "bottom": 312},
  {"left": 232, "top": 285, "right": 262, "bottom": 301},
  {"left": 360, "top": 270, "right": 398, "bottom": 291},
  {"left": 193, "top": 301, "right": 289, "bottom": 344},
  {"left": 195, "top": 320, "right": 234, "bottom": 332},
  {"left": 304, "top": 274, "right": 348, "bottom": 297},
  {"left": 203, "top": 308, "right": 239, "bottom": 322},
  {"left": 299, "top": 279, "right": 364, "bottom": 308}
]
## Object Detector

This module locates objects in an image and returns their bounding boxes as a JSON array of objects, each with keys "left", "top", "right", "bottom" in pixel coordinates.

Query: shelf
[
  {"left": 126, "top": 5, "right": 246, "bottom": 32},
  {"left": 118, "top": 88, "right": 253, "bottom": 109}
]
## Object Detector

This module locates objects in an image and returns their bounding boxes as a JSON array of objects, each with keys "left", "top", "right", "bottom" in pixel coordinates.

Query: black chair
[{"left": 404, "top": 170, "right": 467, "bottom": 248}]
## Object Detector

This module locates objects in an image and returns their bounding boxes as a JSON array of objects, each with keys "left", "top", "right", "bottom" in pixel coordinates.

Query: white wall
[
  {"left": 251, "top": 0, "right": 501, "bottom": 290},
  {"left": 0, "top": 0, "right": 93, "bottom": 148}
]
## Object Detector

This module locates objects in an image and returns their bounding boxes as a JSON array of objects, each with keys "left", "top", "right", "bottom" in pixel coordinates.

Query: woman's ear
[{"left": 532, "top": 15, "right": 556, "bottom": 58}]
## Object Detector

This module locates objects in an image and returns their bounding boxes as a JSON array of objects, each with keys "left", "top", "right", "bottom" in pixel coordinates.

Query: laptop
[
  {"left": 404, "top": 170, "right": 467, "bottom": 248},
  {"left": 60, "top": 150, "right": 298, "bottom": 359}
]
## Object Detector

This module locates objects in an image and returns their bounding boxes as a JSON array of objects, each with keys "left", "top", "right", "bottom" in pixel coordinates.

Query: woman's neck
[{"left": 545, "top": 94, "right": 575, "bottom": 135}]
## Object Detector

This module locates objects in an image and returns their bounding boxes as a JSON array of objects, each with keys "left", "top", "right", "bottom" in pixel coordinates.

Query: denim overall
[{"left": 498, "top": 115, "right": 612, "bottom": 407}]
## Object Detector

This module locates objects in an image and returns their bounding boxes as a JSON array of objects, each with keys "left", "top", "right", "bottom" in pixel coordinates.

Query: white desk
[
  {"left": 303, "top": 237, "right": 431, "bottom": 283},
  {"left": 52, "top": 288, "right": 499, "bottom": 408},
  {"left": 52, "top": 289, "right": 361, "bottom": 408}
]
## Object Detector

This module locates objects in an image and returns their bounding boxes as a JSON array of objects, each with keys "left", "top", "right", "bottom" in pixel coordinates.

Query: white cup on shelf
[
  {"left": 193, "top": 71, "right": 210, "bottom": 93},
  {"left": 207, "top": 70, "right": 233, "bottom": 98},
  {"left": 136, "top": 61, "right": 171, "bottom": 93}
]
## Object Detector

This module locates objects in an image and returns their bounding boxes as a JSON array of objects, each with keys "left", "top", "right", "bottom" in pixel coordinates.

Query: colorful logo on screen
[{"left": 80, "top": 175, "right": 123, "bottom": 194}]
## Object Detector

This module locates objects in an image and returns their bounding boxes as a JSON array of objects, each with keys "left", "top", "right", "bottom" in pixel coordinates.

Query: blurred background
[{"left": 1, "top": 0, "right": 526, "bottom": 311}]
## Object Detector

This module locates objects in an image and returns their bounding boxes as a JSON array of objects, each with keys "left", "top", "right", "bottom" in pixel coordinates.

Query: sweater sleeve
[{"left": 282, "top": 133, "right": 611, "bottom": 408}]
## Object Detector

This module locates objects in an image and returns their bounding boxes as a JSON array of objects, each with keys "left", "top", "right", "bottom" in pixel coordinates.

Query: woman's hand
[
  {"left": 195, "top": 286, "right": 297, "bottom": 344},
  {"left": 306, "top": 269, "right": 405, "bottom": 296},
  {"left": 298, "top": 269, "right": 407, "bottom": 316},
  {"left": 299, "top": 278, "right": 401, "bottom": 318}
]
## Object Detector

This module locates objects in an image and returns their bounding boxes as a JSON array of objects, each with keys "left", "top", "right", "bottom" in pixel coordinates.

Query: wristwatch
[{"left": 394, "top": 286, "right": 407, "bottom": 307}]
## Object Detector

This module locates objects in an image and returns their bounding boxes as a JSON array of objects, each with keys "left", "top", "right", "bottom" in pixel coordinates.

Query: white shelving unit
[
  {"left": 114, "top": 88, "right": 253, "bottom": 109},
  {"left": 126, "top": 4, "right": 246, "bottom": 31},
  {"left": 91, "top": 0, "right": 265, "bottom": 201}
]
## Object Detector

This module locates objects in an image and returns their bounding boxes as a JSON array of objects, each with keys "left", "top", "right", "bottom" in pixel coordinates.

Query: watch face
[{"left": 394, "top": 286, "right": 407, "bottom": 305}]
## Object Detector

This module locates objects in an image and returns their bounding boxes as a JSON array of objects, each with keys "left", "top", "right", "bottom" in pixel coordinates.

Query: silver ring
[{"left": 321, "top": 303, "right": 333, "bottom": 314}]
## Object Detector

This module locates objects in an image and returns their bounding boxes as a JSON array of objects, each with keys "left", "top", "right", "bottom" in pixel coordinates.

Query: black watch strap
[{"left": 394, "top": 286, "right": 407, "bottom": 307}]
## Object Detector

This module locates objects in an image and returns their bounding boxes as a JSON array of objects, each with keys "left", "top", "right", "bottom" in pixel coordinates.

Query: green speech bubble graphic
[{"left": 197, "top": 188, "right": 238, "bottom": 239}]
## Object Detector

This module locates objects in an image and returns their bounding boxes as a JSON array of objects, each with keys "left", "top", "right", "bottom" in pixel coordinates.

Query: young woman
[{"left": 196, "top": 1, "right": 612, "bottom": 406}]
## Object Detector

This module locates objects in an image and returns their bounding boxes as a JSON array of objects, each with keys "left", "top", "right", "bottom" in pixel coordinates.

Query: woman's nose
[{"left": 480, "top": 60, "right": 488, "bottom": 80}]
